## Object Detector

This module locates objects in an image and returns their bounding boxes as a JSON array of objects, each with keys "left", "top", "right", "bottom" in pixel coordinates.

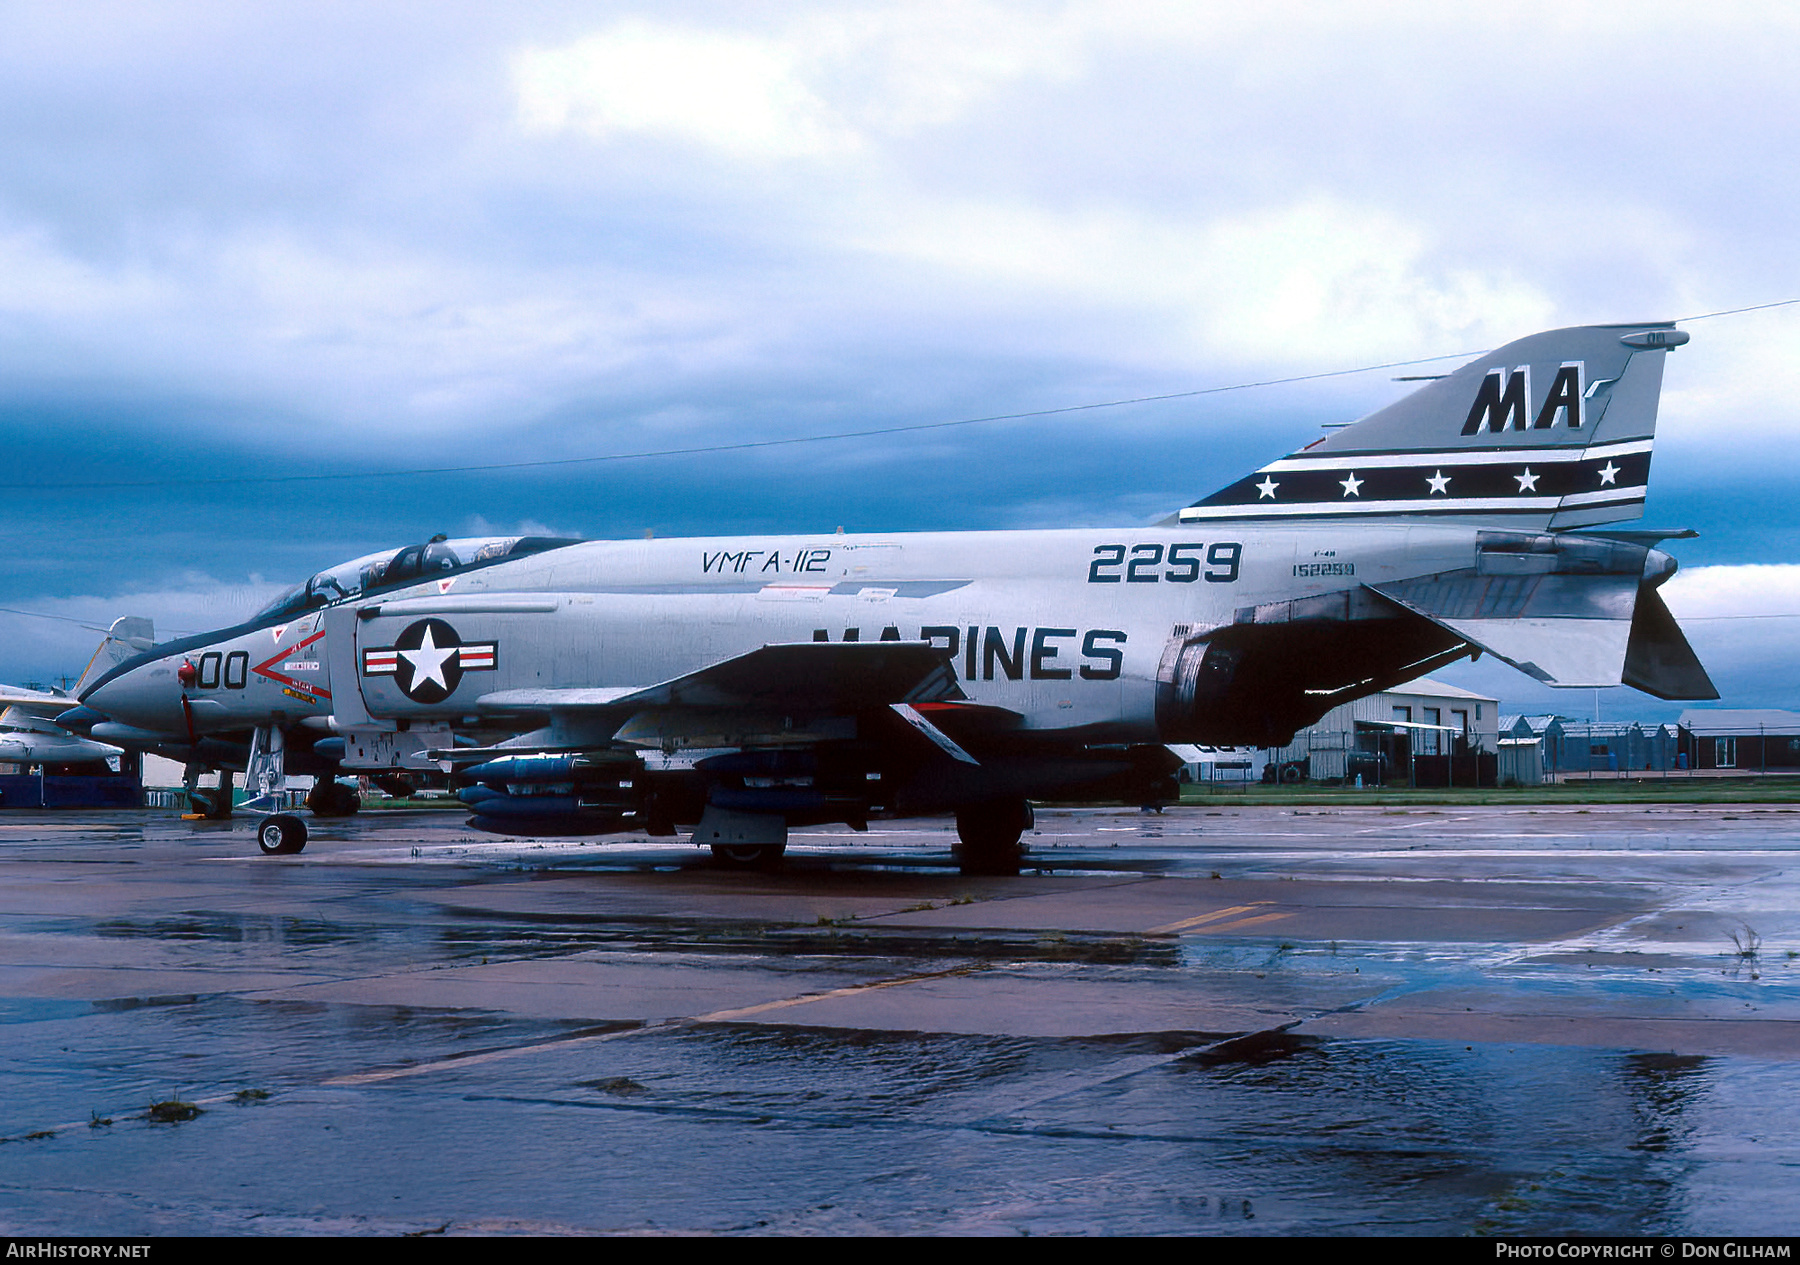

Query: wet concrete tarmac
[{"left": 1, "top": 803, "right": 1797, "bottom": 1235}]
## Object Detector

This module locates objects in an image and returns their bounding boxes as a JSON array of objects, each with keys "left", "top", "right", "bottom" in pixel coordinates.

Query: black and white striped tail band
[{"left": 1179, "top": 438, "right": 1651, "bottom": 522}]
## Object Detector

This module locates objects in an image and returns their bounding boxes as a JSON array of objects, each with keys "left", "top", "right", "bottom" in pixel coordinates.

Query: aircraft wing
[
  {"left": 0, "top": 688, "right": 78, "bottom": 721},
  {"left": 0, "top": 721, "right": 122, "bottom": 765},
  {"left": 445, "top": 641, "right": 970, "bottom": 762},
  {"left": 625, "top": 640, "right": 962, "bottom": 710},
  {"left": 478, "top": 640, "right": 963, "bottom": 715}
]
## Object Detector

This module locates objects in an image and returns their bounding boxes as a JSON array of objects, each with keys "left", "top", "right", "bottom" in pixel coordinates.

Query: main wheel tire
[
  {"left": 955, "top": 799, "right": 1032, "bottom": 876},
  {"left": 306, "top": 781, "right": 361, "bottom": 818},
  {"left": 257, "top": 814, "right": 308, "bottom": 855},
  {"left": 709, "top": 843, "right": 786, "bottom": 869}
]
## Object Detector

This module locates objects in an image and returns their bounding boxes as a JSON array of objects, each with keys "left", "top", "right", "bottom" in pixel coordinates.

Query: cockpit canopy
[{"left": 251, "top": 535, "right": 581, "bottom": 625}]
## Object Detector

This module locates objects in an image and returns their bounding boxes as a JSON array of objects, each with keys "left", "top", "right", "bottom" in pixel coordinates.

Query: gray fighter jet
[
  {"left": 0, "top": 695, "right": 123, "bottom": 768},
  {"left": 61, "top": 537, "right": 581, "bottom": 820},
  {"left": 0, "top": 617, "right": 158, "bottom": 768},
  {"left": 81, "top": 322, "right": 1714, "bottom": 870}
]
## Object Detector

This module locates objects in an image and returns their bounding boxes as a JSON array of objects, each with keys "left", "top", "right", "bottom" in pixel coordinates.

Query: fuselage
[{"left": 83, "top": 521, "right": 1491, "bottom": 748}]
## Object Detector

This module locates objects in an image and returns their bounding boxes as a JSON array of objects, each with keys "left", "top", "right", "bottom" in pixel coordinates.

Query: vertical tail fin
[
  {"left": 1177, "top": 323, "right": 1687, "bottom": 529},
  {"left": 72, "top": 616, "right": 156, "bottom": 696}
]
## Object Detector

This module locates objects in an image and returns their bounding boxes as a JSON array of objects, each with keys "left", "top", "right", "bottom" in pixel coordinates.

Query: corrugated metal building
[
  {"left": 1500, "top": 714, "right": 1567, "bottom": 771},
  {"left": 1498, "top": 716, "right": 1683, "bottom": 775},
  {"left": 1261, "top": 678, "right": 1499, "bottom": 785}
]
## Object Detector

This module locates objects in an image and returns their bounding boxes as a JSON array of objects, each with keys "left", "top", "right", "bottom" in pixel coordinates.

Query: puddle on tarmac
[
  {"left": 3, "top": 997, "right": 1799, "bottom": 1235},
  {"left": 4, "top": 807, "right": 1799, "bottom": 1234}
]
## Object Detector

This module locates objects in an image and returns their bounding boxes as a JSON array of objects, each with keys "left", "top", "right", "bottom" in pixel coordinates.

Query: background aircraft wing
[{"left": 0, "top": 688, "right": 78, "bottom": 720}]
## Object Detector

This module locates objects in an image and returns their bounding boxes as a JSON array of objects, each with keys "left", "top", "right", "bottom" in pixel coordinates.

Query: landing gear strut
[
  {"left": 955, "top": 798, "right": 1033, "bottom": 876},
  {"left": 244, "top": 726, "right": 315, "bottom": 856}
]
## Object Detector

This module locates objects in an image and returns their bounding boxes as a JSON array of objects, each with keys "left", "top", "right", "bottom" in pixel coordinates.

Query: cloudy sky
[{"left": 2, "top": 2, "right": 1796, "bottom": 721}]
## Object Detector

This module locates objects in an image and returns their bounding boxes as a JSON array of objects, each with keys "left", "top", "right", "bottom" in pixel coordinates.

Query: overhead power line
[
  {"left": 1674, "top": 298, "right": 1800, "bottom": 322},
  {"left": 4, "top": 298, "right": 1794, "bottom": 493},
  {"left": 1, "top": 350, "right": 1485, "bottom": 492},
  {"left": 0, "top": 606, "right": 112, "bottom": 634}
]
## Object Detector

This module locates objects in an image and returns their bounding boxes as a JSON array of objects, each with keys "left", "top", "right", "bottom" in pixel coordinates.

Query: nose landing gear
[{"left": 256, "top": 814, "right": 308, "bottom": 855}]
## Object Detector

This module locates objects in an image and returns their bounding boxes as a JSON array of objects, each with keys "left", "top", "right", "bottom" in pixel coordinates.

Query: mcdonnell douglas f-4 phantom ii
[
  {"left": 80, "top": 322, "right": 1715, "bottom": 871},
  {"left": 0, "top": 617, "right": 158, "bottom": 768},
  {"left": 59, "top": 537, "right": 583, "bottom": 819}
]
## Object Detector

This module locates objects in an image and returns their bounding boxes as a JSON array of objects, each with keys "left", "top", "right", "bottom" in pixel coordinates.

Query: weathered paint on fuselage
[
  {"left": 272, "top": 525, "right": 1465, "bottom": 729},
  {"left": 82, "top": 521, "right": 1488, "bottom": 744},
  {"left": 91, "top": 610, "right": 336, "bottom": 736}
]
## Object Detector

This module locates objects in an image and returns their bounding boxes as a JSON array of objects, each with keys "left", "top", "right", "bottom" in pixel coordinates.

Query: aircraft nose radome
[{"left": 81, "top": 666, "right": 182, "bottom": 732}]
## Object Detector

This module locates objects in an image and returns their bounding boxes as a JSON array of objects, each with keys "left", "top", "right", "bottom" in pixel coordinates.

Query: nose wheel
[{"left": 256, "top": 814, "right": 308, "bottom": 855}]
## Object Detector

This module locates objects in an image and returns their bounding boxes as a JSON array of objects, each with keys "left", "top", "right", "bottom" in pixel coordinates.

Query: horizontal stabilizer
[
  {"left": 1430, "top": 615, "right": 1632, "bottom": 687},
  {"left": 1622, "top": 584, "right": 1719, "bottom": 700},
  {"left": 1369, "top": 531, "right": 1669, "bottom": 687}
]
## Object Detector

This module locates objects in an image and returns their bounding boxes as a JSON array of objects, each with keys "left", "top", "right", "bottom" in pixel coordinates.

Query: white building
[{"left": 1259, "top": 678, "right": 1500, "bottom": 784}]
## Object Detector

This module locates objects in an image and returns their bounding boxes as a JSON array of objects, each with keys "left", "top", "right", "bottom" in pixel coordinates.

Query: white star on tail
[
  {"left": 1597, "top": 462, "right": 1619, "bottom": 486},
  {"left": 1425, "top": 470, "right": 1450, "bottom": 495},
  {"left": 1339, "top": 472, "right": 1363, "bottom": 497},
  {"left": 1255, "top": 476, "right": 1279, "bottom": 499},
  {"left": 1514, "top": 468, "right": 1539, "bottom": 492},
  {"left": 401, "top": 625, "right": 456, "bottom": 691}
]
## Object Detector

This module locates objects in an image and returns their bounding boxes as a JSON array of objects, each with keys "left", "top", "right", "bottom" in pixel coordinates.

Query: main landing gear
[
  {"left": 183, "top": 767, "right": 234, "bottom": 819},
  {"left": 708, "top": 843, "right": 788, "bottom": 869},
  {"left": 695, "top": 805, "right": 789, "bottom": 870},
  {"left": 955, "top": 798, "right": 1033, "bottom": 876},
  {"left": 305, "top": 779, "right": 362, "bottom": 818}
]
